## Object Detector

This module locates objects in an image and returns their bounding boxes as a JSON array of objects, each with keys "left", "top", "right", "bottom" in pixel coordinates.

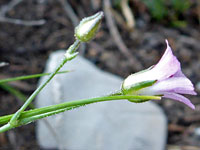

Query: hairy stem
[
  {"left": 0, "top": 95, "right": 161, "bottom": 129},
  {"left": 7, "top": 40, "right": 80, "bottom": 128}
]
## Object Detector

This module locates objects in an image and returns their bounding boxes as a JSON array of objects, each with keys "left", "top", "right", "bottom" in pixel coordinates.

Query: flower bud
[{"left": 75, "top": 11, "right": 104, "bottom": 42}]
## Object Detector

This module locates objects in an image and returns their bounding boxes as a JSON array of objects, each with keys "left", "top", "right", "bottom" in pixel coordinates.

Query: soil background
[{"left": 0, "top": 0, "right": 200, "bottom": 149}]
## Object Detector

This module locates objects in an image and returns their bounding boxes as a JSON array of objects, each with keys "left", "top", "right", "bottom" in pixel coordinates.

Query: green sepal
[
  {"left": 122, "top": 80, "right": 157, "bottom": 95},
  {"left": 128, "top": 99, "right": 150, "bottom": 103}
]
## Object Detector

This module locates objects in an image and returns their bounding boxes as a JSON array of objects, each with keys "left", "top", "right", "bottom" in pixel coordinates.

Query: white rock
[
  {"left": 196, "top": 82, "right": 200, "bottom": 91},
  {"left": 36, "top": 50, "right": 167, "bottom": 150}
]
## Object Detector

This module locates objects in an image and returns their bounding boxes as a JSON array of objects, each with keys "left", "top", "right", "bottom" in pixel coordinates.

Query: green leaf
[
  {"left": 0, "top": 70, "right": 70, "bottom": 84},
  {"left": 171, "top": 20, "right": 187, "bottom": 28},
  {"left": 171, "top": 0, "right": 191, "bottom": 13},
  {"left": 142, "top": 0, "right": 167, "bottom": 20}
]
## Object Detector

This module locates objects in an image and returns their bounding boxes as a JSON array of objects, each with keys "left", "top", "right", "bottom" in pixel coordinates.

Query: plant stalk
[
  {"left": 0, "top": 95, "right": 161, "bottom": 129},
  {"left": 8, "top": 40, "right": 80, "bottom": 127}
]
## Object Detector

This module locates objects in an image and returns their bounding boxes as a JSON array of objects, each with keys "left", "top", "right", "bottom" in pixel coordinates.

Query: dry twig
[
  {"left": 0, "top": 17, "right": 45, "bottom": 26},
  {"left": 103, "top": 0, "right": 143, "bottom": 70},
  {"left": 0, "top": 0, "right": 45, "bottom": 26},
  {"left": 0, "top": 0, "right": 23, "bottom": 16},
  {"left": 121, "top": 0, "right": 135, "bottom": 30},
  {"left": 58, "top": 0, "right": 79, "bottom": 26},
  {"left": 167, "top": 145, "right": 200, "bottom": 150}
]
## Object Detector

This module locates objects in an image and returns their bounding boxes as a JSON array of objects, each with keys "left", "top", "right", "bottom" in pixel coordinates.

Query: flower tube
[{"left": 122, "top": 40, "right": 197, "bottom": 109}]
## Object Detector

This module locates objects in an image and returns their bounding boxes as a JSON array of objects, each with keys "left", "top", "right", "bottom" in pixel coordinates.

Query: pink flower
[{"left": 122, "top": 40, "right": 197, "bottom": 109}]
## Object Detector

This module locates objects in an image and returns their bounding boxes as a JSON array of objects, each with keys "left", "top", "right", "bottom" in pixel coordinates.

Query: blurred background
[{"left": 0, "top": 0, "right": 199, "bottom": 149}]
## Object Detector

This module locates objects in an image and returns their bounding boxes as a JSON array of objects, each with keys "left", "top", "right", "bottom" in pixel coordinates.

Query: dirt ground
[{"left": 0, "top": 0, "right": 200, "bottom": 149}]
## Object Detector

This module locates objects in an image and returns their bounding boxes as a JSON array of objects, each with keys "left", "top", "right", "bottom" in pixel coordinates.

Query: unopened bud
[{"left": 75, "top": 11, "right": 104, "bottom": 42}]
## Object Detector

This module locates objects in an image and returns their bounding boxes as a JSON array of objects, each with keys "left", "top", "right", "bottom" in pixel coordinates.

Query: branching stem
[{"left": 0, "top": 40, "right": 81, "bottom": 132}]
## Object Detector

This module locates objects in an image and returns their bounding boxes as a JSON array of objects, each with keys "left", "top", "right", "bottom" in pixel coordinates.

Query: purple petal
[
  {"left": 173, "top": 69, "right": 186, "bottom": 77},
  {"left": 163, "top": 92, "right": 195, "bottom": 109},
  {"left": 172, "top": 89, "right": 197, "bottom": 95},
  {"left": 138, "top": 77, "right": 196, "bottom": 96},
  {"left": 153, "top": 77, "right": 195, "bottom": 93},
  {"left": 152, "top": 40, "right": 180, "bottom": 80},
  {"left": 123, "top": 40, "right": 182, "bottom": 88}
]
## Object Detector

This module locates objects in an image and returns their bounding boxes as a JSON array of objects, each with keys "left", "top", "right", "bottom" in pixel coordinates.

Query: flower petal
[
  {"left": 172, "top": 89, "right": 197, "bottom": 95},
  {"left": 163, "top": 92, "right": 195, "bottom": 109},
  {"left": 155, "top": 77, "right": 193, "bottom": 93},
  {"left": 173, "top": 69, "right": 186, "bottom": 77},
  {"left": 137, "top": 77, "right": 196, "bottom": 96},
  {"left": 152, "top": 40, "right": 180, "bottom": 80},
  {"left": 123, "top": 40, "right": 181, "bottom": 89}
]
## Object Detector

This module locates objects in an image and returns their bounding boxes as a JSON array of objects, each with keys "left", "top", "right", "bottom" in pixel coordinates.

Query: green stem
[
  {"left": 0, "top": 95, "right": 161, "bottom": 127},
  {"left": 0, "top": 70, "right": 70, "bottom": 84},
  {"left": 0, "top": 71, "right": 71, "bottom": 110},
  {"left": 9, "top": 40, "right": 81, "bottom": 126},
  {"left": 0, "top": 123, "right": 13, "bottom": 133},
  {"left": 19, "top": 95, "right": 161, "bottom": 126},
  {"left": 18, "top": 108, "right": 73, "bottom": 126}
]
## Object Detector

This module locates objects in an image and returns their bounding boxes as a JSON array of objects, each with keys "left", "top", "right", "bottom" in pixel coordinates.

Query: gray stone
[
  {"left": 36, "top": 50, "right": 167, "bottom": 150},
  {"left": 196, "top": 82, "right": 200, "bottom": 92}
]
